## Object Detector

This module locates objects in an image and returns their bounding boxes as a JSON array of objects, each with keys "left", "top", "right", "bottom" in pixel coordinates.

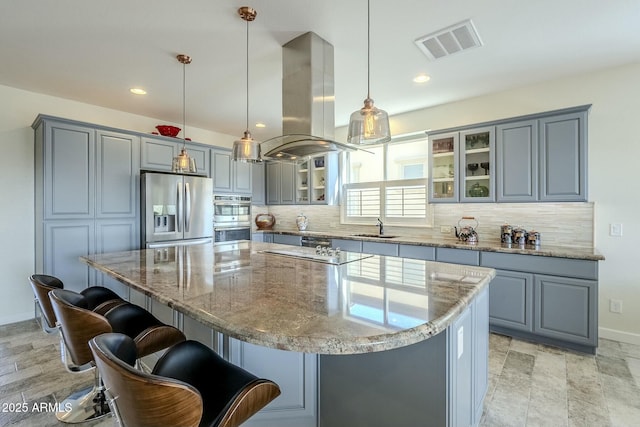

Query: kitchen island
[{"left": 82, "top": 241, "right": 495, "bottom": 427}]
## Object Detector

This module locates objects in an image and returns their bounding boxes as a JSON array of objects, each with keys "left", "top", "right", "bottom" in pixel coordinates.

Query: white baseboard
[
  {"left": 599, "top": 327, "right": 640, "bottom": 346},
  {"left": 0, "top": 311, "right": 34, "bottom": 326}
]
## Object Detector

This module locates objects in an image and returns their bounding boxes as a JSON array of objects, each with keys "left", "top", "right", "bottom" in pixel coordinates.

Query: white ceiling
[{"left": 2, "top": 0, "right": 639, "bottom": 141}]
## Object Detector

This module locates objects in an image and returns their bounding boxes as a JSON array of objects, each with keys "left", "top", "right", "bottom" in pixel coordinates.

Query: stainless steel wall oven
[{"left": 213, "top": 195, "right": 252, "bottom": 242}]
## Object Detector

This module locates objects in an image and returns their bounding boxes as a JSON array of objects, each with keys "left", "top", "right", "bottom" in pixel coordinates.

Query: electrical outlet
[
  {"left": 610, "top": 223, "right": 623, "bottom": 237},
  {"left": 609, "top": 299, "right": 622, "bottom": 314},
  {"left": 440, "top": 225, "right": 452, "bottom": 234}
]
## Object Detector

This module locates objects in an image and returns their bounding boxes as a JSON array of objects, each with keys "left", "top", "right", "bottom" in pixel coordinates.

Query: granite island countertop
[
  {"left": 81, "top": 241, "right": 495, "bottom": 355},
  {"left": 257, "top": 229, "right": 605, "bottom": 261}
]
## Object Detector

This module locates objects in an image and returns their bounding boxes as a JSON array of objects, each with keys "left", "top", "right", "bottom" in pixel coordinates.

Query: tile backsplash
[{"left": 256, "top": 202, "right": 595, "bottom": 248}]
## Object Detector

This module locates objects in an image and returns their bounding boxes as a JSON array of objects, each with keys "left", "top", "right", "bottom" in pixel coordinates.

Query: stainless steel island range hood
[{"left": 260, "top": 32, "right": 360, "bottom": 161}]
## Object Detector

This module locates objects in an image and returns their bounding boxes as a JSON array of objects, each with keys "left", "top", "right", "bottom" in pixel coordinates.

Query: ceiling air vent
[{"left": 414, "top": 19, "right": 483, "bottom": 61}]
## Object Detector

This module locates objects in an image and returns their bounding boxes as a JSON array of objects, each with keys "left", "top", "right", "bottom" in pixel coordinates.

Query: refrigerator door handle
[
  {"left": 185, "top": 182, "right": 191, "bottom": 233},
  {"left": 176, "top": 181, "right": 183, "bottom": 233}
]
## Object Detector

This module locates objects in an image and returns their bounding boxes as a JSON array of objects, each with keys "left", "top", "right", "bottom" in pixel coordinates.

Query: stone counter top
[
  {"left": 257, "top": 229, "right": 605, "bottom": 261},
  {"left": 81, "top": 241, "right": 495, "bottom": 355}
]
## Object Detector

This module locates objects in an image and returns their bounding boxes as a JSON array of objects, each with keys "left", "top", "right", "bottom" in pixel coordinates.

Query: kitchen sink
[{"left": 351, "top": 234, "right": 397, "bottom": 239}]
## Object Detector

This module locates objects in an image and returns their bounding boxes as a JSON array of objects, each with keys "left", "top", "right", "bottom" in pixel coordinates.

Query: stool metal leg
[{"left": 55, "top": 366, "right": 110, "bottom": 423}]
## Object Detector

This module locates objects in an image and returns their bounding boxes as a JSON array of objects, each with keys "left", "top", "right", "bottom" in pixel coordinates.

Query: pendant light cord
[
  {"left": 367, "top": 0, "right": 371, "bottom": 99},
  {"left": 245, "top": 17, "right": 250, "bottom": 133},
  {"left": 182, "top": 60, "right": 187, "bottom": 148}
]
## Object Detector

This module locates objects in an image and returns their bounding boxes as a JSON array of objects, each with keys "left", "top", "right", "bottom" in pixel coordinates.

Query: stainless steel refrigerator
[{"left": 141, "top": 172, "right": 213, "bottom": 248}]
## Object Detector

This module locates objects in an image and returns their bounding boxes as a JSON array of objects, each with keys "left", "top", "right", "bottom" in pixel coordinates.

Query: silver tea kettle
[{"left": 455, "top": 216, "right": 479, "bottom": 244}]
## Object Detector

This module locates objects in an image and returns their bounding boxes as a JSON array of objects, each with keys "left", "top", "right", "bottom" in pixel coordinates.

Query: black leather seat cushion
[
  {"left": 95, "top": 332, "right": 138, "bottom": 367},
  {"left": 105, "top": 303, "right": 165, "bottom": 339},
  {"left": 80, "top": 287, "right": 122, "bottom": 311},
  {"left": 31, "top": 274, "right": 63, "bottom": 289},
  {"left": 152, "top": 340, "right": 259, "bottom": 427}
]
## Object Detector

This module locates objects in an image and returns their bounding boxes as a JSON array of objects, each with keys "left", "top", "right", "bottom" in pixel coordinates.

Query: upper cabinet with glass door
[
  {"left": 295, "top": 159, "right": 310, "bottom": 203},
  {"left": 428, "top": 132, "right": 458, "bottom": 202},
  {"left": 294, "top": 154, "right": 338, "bottom": 205},
  {"left": 459, "top": 127, "right": 495, "bottom": 202}
]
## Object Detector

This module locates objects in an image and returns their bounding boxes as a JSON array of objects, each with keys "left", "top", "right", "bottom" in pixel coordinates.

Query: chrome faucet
[{"left": 377, "top": 218, "right": 384, "bottom": 235}]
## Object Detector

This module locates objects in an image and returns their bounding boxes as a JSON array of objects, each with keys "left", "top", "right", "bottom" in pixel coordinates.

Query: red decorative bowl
[{"left": 156, "top": 125, "right": 181, "bottom": 137}]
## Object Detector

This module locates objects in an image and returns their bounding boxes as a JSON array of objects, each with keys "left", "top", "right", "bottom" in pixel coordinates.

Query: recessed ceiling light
[
  {"left": 130, "top": 88, "right": 147, "bottom": 95},
  {"left": 255, "top": 122, "right": 266, "bottom": 128},
  {"left": 413, "top": 74, "right": 431, "bottom": 83}
]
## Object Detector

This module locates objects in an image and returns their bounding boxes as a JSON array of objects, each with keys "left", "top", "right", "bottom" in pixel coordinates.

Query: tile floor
[{"left": 1, "top": 319, "right": 640, "bottom": 426}]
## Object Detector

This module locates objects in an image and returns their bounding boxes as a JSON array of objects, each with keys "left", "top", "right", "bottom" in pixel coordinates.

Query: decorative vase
[
  {"left": 255, "top": 213, "right": 275, "bottom": 230},
  {"left": 296, "top": 213, "right": 308, "bottom": 231}
]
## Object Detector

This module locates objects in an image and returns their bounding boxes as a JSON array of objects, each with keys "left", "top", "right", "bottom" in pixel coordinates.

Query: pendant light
[
  {"left": 232, "top": 6, "right": 261, "bottom": 162},
  {"left": 172, "top": 54, "right": 198, "bottom": 173},
  {"left": 347, "top": 0, "right": 391, "bottom": 145}
]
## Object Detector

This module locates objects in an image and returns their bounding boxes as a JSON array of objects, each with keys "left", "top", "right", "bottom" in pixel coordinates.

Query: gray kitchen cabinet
[
  {"left": 448, "top": 286, "right": 489, "bottom": 427},
  {"left": 428, "top": 131, "right": 459, "bottom": 202},
  {"left": 252, "top": 162, "right": 266, "bottom": 204},
  {"left": 429, "top": 105, "right": 590, "bottom": 204},
  {"left": 539, "top": 111, "right": 587, "bottom": 201},
  {"left": 436, "top": 247, "right": 480, "bottom": 265},
  {"left": 42, "top": 220, "right": 94, "bottom": 293},
  {"left": 229, "top": 338, "right": 317, "bottom": 427},
  {"left": 140, "top": 137, "right": 176, "bottom": 171},
  {"left": 488, "top": 270, "right": 534, "bottom": 332},
  {"left": 398, "top": 244, "right": 436, "bottom": 260},
  {"left": 481, "top": 250, "right": 598, "bottom": 353},
  {"left": 331, "top": 239, "right": 362, "bottom": 253},
  {"left": 472, "top": 287, "right": 489, "bottom": 425},
  {"left": 266, "top": 161, "right": 295, "bottom": 204},
  {"left": 429, "top": 126, "right": 495, "bottom": 203},
  {"left": 273, "top": 234, "right": 302, "bottom": 246},
  {"left": 41, "top": 121, "right": 95, "bottom": 219},
  {"left": 449, "top": 298, "right": 473, "bottom": 427},
  {"left": 96, "top": 130, "right": 139, "bottom": 218},
  {"left": 534, "top": 274, "right": 597, "bottom": 346},
  {"left": 459, "top": 127, "right": 495, "bottom": 203},
  {"left": 294, "top": 153, "right": 339, "bottom": 205},
  {"left": 180, "top": 313, "right": 224, "bottom": 354},
  {"left": 33, "top": 115, "right": 141, "bottom": 291},
  {"left": 496, "top": 120, "right": 538, "bottom": 202},
  {"left": 362, "top": 241, "right": 398, "bottom": 256},
  {"left": 94, "top": 218, "right": 138, "bottom": 295},
  {"left": 141, "top": 136, "right": 210, "bottom": 176},
  {"left": 212, "top": 148, "right": 252, "bottom": 194},
  {"left": 262, "top": 233, "right": 274, "bottom": 243}
]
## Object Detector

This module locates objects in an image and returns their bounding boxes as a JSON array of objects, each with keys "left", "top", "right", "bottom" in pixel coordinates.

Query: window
[{"left": 343, "top": 132, "right": 432, "bottom": 227}]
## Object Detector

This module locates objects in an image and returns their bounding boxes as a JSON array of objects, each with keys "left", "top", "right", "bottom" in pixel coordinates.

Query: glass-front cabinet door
[
  {"left": 428, "top": 132, "right": 458, "bottom": 202},
  {"left": 295, "top": 155, "right": 327, "bottom": 204},
  {"left": 459, "top": 127, "right": 495, "bottom": 202},
  {"left": 296, "top": 159, "right": 310, "bottom": 203}
]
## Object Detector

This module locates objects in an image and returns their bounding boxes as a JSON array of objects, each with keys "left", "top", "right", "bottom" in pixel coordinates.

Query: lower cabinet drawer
[
  {"left": 331, "top": 239, "right": 362, "bottom": 253},
  {"left": 436, "top": 247, "right": 480, "bottom": 265}
]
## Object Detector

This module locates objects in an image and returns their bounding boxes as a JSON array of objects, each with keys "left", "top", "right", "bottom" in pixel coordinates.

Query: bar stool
[
  {"left": 49, "top": 289, "right": 186, "bottom": 423},
  {"left": 90, "top": 333, "right": 281, "bottom": 427},
  {"left": 28, "top": 274, "right": 124, "bottom": 333}
]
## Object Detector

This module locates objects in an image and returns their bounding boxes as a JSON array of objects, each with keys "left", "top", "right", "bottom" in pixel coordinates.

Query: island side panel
[{"left": 319, "top": 330, "right": 448, "bottom": 427}]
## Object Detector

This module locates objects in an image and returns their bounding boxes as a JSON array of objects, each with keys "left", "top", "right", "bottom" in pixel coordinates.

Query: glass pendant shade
[
  {"left": 232, "top": 130, "right": 261, "bottom": 162},
  {"left": 172, "top": 148, "right": 197, "bottom": 173},
  {"left": 171, "top": 54, "right": 197, "bottom": 174},
  {"left": 347, "top": 98, "right": 391, "bottom": 145},
  {"left": 232, "top": 7, "right": 261, "bottom": 162}
]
